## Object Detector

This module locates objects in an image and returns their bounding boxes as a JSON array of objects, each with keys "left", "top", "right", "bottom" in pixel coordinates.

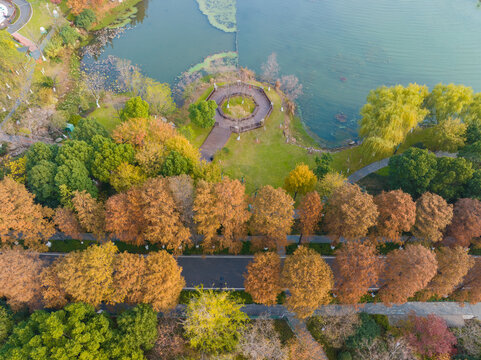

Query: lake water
[{"left": 100, "top": 0, "right": 481, "bottom": 146}]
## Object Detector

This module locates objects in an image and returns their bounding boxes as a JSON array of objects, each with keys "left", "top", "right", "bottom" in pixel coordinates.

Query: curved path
[
  {"left": 200, "top": 82, "right": 273, "bottom": 161},
  {"left": 7, "top": 0, "right": 32, "bottom": 34},
  {"left": 347, "top": 150, "right": 457, "bottom": 183}
]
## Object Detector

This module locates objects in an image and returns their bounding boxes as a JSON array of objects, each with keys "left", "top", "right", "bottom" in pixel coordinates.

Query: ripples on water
[{"left": 101, "top": 0, "right": 481, "bottom": 146}]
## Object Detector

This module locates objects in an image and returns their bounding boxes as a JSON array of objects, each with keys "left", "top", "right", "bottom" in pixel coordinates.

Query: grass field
[
  {"left": 214, "top": 86, "right": 316, "bottom": 193},
  {"left": 221, "top": 95, "right": 255, "bottom": 118},
  {"left": 19, "top": 0, "right": 56, "bottom": 42}
]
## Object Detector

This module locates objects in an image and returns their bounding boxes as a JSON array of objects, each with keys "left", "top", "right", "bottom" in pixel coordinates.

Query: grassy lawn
[
  {"left": 214, "top": 87, "right": 316, "bottom": 193},
  {"left": 88, "top": 105, "right": 121, "bottom": 132},
  {"left": 221, "top": 95, "right": 255, "bottom": 118},
  {"left": 19, "top": 0, "right": 56, "bottom": 43}
]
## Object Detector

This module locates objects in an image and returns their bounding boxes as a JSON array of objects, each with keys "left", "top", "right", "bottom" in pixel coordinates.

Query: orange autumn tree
[
  {"left": 373, "top": 190, "right": 416, "bottom": 243},
  {"left": 244, "top": 252, "right": 282, "bottom": 305},
  {"left": 0, "top": 177, "right": 54, "bottom": 250},
  {"left": 40, "top": 259, "right": 69, "bottom": 309},
  {"left": 215, "top": 178, "right": 250, "bottom": 253},
  {"left": 333, "top": 241, "right": 381, "bottom": 304},
  {"left": 141, "top": 251, "right": 185, "bottom": 312},
  {"left": 0, "top": 248, "right": 44, "bottom": 310},
  {"left": 446, "top": 198, "right": 481, "bottom": 247},
  {"left": 421, "top": 246, "right": 474, "bottom": 300},
  {"left": 72, "top": 190, "right": 105, "bottom": 239},
  {"left": 142, "top": 178, "right": 191, "bottom": 253},
  {"left": 112, "top": 252, "right": 145, "bottom": 304},
  {"left": 282, "top": 246, "right": 334, "bottom": 318},
  {"left": 298, "top": 191, "right": 322, "bottom": 243},
  {"left": 167, "top": 175, "right": 195, "bottom": 231},
  {"left": 413, "top": 192, "right": 453, "bottom": 243},
  {"left": 54, "top": 242, "right": 118, "bottom": 307},
  {"left": 379, "top": 244, "right": 437, "bottom": 305},
  {"left": 250, "top": 185, "right": 294, "bottom": 250},
  {"left": 453, "top": 258, "right": 481, "bottom": 304},
  {"left": 193, "top": 180, "right": 220, "bottom": 252},
  {"left": 324, "top": 183, "right": 378, "bottom": 242},
  {"left": 53, "top": 207, "right": 82, "bottom": 239}
]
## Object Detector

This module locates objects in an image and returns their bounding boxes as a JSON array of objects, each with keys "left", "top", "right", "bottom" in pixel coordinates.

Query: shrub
[
  {"left": 59, "top": 26, "right": 80, "bottom": 46},
  {"left": 344, "top": 313, "right": 381, "bottom": 350},
  {"left": 75, "top": 9, "right": 96, "bottom": 30},
  {"left": 338, "top": 352, "right": 352, "bottom": 360},
  {"left": 370, "top": 314, "right": 390, "bottom": 332}
]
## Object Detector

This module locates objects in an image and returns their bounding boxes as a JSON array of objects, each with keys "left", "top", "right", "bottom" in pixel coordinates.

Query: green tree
[
  {"left": 345, "top": 313, "right": 381, "bottom": 350},
  {"left": 429, "top": 157, "right": 474, "bottom": 201},
  {"left": 59, "top": 25, "right": 80, "bottom": 46},
  {"left": 55, "top": 140, "right": 92, "bottom": 167},
  {"left": 25, "top": 142, "right": 57, "bottom": 170},
  {"left": 120, "top": 96, "right": 150, "bottom": 121},
  {"left": 313, "top": 153, "right": 333, "bottom": 179},
  {"left": 71, "top": 118, "right": 109, "bottom": 143},
  {"left": 183, "top": 289, "right": 248, "bottom": 354},
  {"left": 91, "top": 136, "right": 135, "bottom": 183},
  {"left": 426, "top": 83, "right": 473, "bottom": 123},
  {"left": 465, "top": 169, "right": 481, "bottom": 199},
  {"left": 74, "top": 9, "right": 96, "bottom": 29},
  {"left": 160, "top": 150, "right": 193, "bottom": 176},
  {"left": 26, "top": 160, "right": 58, "bottom": 206},
  {"left": 424, "top": 118, "right": 466, "bottom": 153},
  {"left": 189, "top": 100, "right": 217, "bottom": 128},
  {"left": 141, "top": 78, "right": 176, "bottom": 116},
  {"left": 459, "top": 140, "right": 481, "bottom": 168},
  {"left": 359, "top": 84, "right": 429, "bottom": 156},
  {"left": 0, "top": 306, "right": 12, "bottom": 345},
  {"left": 388, "top": 148, "right": 438, "bottom": 197},
  {"left": 55, "top": 159, "right": 97, "bottom": 197},
  {"left": 465, "top": 119, "right": 481, "bottom": 145}
]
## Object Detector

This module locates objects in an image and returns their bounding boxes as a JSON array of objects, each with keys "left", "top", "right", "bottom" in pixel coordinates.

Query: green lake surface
[{"left": 100, "top": 0, "right": 481, "bottom": 146}]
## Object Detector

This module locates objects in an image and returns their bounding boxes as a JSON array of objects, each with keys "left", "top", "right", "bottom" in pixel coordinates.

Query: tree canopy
[{"left": 189, "top": 100, "right": 217, "bottom": 128}]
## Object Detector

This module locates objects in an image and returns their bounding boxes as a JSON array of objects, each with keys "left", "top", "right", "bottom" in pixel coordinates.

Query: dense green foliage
[
  {"left": 0, "top": 303, "right": 157, "bottom": 360},
  {"left": 344, "top": 313, "right": 381, "bottom": 350},
  {"left": 313, "top": 153, "right": 333, "bottom": 179},
  {"left": 71, "top": 118, "right": 109, "bottom": 143},
  {"left": 75, "top": 9, "right": 96, "bottom": 30},
  {"left": 189, "top": 100, "right": 217, "bottom": 128},
  {"left": 160, "top": 150, "right": 193, "bottom": 176},
  {"left": 120, "top": 96, "right": 149, "bottom": 121},
  {"left": 59, "top": 25, "right": 80, "bottom": 46},
  {"left": 0, "top": 307, "right": 13, "bottom": 345}
]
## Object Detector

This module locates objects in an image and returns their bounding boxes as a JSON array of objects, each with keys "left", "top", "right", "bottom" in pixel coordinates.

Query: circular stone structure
[{"left": 207, "top": 82, "right": 273, "bottom": 133}]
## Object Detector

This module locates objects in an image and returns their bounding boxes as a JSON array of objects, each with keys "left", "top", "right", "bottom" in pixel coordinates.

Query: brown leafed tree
[
  {"left": 193, "top": 180, "right": 220, "bottom": 252},
  {"left": 298, "top": 191, "right": 322, "bottom": 243},
  {"left": 454, "top": 258, "right": 481, "bottom": 304},
  {"left": 373, "top": 190, "right": 416, "bottom": 243},
  {"left": 72, "top": 190, "right": 106, "bottom": 239},
  {"left": 167, "top": 174, "right": 195, "bottom": 230},
  {"left": 55, "top": 242, "right": 118, "bottom": 307},
  {"left": 141, "top": 251, "right": 185, "bottom": 312},
  {"left": 149, "top": 319, "right": 186, "bottom": 360},
  {"left": 446, "top": 198, "right": 481, "bottom": 247},
  {"left": 215, "top": 178, "right": 251, "bottom": 253},
  {"left": 333, "top": 241, "right": 381, "bottom": 304},
  {"left": 244, "top": 252, "right": 282, "bottom": 305},
  {"left": 40, "top": 259, "right": 68, "bottom": 309},
  {"left": 0, "top": 248, "right": 44, "bottom": 310},
  {"left": 105, "top": 187, "right": 146, "bottom": 245},
  {"left": 282, "top": 246, "right": 334, "bottom": 318},
  {"left": 250, "top": 185, "right": 295, "bottom": 250},
  {"left": 0, "top": 177, "right": 55, "bottom": 250},
  {"left": 288, "top": 330, "right": 324, "bottom": 360},
  {"left": 237, "top": 318, "right": 287, "bottom": 360},
  {"left": 54, "top": 207, "right": 82, "bottom": 239},
  {"left": 413, "top": 192, "right": 453, "bottom": 243},
  {"left": 421, "top": 246, "right": 474, "bottom": 300},
  {"left": 142, "top": 178, "right": 191, "bottom": 253},
  {"left": 324, "top": 183, "right": 378, "bottom": 242},
  {"left": 379, "top": 244, "right": 437, "bottom": 305},
  {"left": 112, "top": 252, "right": 145, "bottom": 304}
]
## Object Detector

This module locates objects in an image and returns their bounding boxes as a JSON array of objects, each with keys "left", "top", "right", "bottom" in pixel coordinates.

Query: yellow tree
[
  {"left": 244, "top": 252, "right": 282, "bottom": 305},
  {"left": 298, "top": 191, "right": 322, "bottom": 243},
  {"left": 141, "top": 251, "right": 185, "bottom": 312},
  {"left": 324, "top": 183, "right": 378, "bottom": 242},
  {"left": 359, "top": 84, "right": 429, "bottom": 156},
  {"left": 0, "top": 177, "right": 55, "bottom": 250},
  {"left": 282, "top": 246, "right": 334, "bottom": 318},
  {"left": 193, "top": 180, "right": 220, "bottom": 252},
  {"left": 316, "top": 172, "right": 346, "bottom": 199},
  {"left": 215, "top": 178, "right": 251, "bottom": 253},
  {"left": 55, "top": 242, "right": 118, "bottom": 307},
  {"left": 112, "top": 252, "right": 145, "bottom": 304},
  {"left": 110, "top": 162, "right": 147, "bottom": 192},
  {"left": 142, "top": 178, "right": 191, "bottom": 253},
  {"left": 250, "top": 185, "right": 295, "bottom": 250},
  {"left": 284, "top": 164, "right": 317, "bottom": 199},
  {"left": 0, "top": 248, "right": 44, "bottom": 310},
  {"left": 72, "top": 190, "right": 105, "bottom": 239},
  {"left": 426, "top": 83, "right": 473, "bottom": 123}
]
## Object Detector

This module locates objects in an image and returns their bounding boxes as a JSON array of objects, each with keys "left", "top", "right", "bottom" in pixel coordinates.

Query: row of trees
[{"left": 245, "top": 244, "right": 481, "bottom": 318}]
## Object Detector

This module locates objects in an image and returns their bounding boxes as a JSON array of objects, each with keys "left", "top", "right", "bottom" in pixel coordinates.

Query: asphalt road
[{"left": 7, "top": 0, "right": 32, "bottom": 34}]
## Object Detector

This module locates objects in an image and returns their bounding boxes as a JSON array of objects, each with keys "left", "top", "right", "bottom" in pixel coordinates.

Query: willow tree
[
  {"left": 426, "top": 83, "right": 473, "bottom": 123},
  {"left": 359, "top": 84, "right": 429, "bottom": 156}
]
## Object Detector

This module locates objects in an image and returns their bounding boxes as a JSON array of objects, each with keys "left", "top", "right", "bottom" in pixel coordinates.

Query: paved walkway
[
  {"left": 347, "top": 151, "right": 457, "bottom": 183},
  {"left": 7, "top": 0, "right": 31, "bottom": 34},
  {"left": 200, "top": 82, "right": 273, "bottom": 161}
]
